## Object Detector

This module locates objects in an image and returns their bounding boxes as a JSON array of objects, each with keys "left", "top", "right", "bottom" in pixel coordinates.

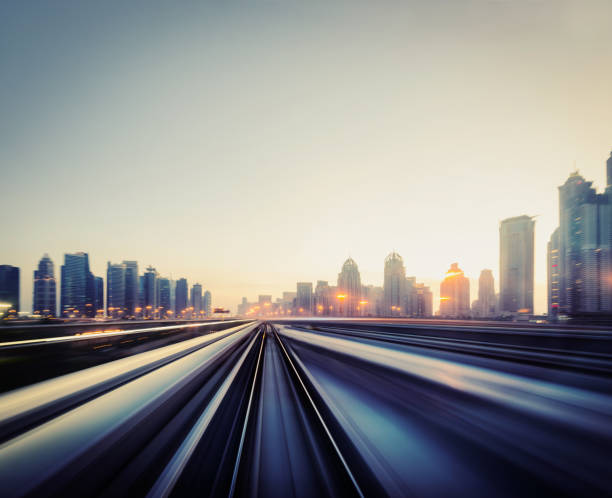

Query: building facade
[
  {"left": 94, "top": 276, "right": 104, "bottom": 314},
  {"left": 33, "top": 254, "right": 56, "bottom": 317},
  {"left": 413, "top": 283, "right": 433, "bottom": 317},
  {"left": 123, "top": 261, "right": 139, "bottom": 317},
  {"left": 157, "top": 278, "right": 172, "bottom": 318},
  {"left": 191, "top": 283, "right": 203, "bottom": 315},
  {"left": 547, "top": 228, "right": 561, "bottom": 316},
  {"left": 61, "top": 252, "right": 95, "bottom": 317},
  {"left": 337, "top": 258, "right": 362, "bottom": 317},
  {"left": 439, "top": 263, "right": 470, "bottom": 318},
  {"left": 296, "top": 282, "right": 313, "bottom": 315},
  {"left": 175, "top": 278, "right": 188, "bottom": 316},
  {"left": 0, "top": 265, "right": 19, "bottom": 317},
  {"left": 107, "top": 262, "right": 126, "bottom": 318},
  {"left": 499, "top": 215, "right": 535, "bottom": 314},
  {"left": 477, "top": 269, "right": 496, "bottom": 317},
  {"left": 383, "top": 252, "right": 406, "bottom": 316},
  {"left": 315, "top": 280, "right": 331, "bottom": 315},
  {"left": 143, "top": 266, "right": 158, "bottom": 317},
  {"left": 203, "top": 290, "right": 211, "bottom": 317}
]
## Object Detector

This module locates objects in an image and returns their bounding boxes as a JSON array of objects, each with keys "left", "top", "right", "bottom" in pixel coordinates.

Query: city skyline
[{"left": 2, "top": 2, "right": 612, "bottom": 314}]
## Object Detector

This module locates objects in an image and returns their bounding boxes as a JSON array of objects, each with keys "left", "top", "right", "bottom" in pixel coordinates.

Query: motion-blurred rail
[{"left": 0, "top": 319, "right": 610, "bottom": 497}]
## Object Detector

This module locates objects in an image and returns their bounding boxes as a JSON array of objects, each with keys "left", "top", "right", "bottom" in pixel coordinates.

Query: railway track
[{"left": 0, "top": 320, "right": 611, "bottom": 497}]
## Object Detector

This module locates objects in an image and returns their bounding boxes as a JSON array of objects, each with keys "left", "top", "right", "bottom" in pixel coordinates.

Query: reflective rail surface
[
  {"left": 0, "top": 320, "right": 251, "bottom": 392},
  {"left": 0, "top": 320, "right": 611, "bottom": 497}
]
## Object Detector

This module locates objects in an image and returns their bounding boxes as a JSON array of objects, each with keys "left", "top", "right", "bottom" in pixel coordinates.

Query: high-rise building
[
  {"left": 296, "top": 282, "right": 313, "bottom": 315},
  {"left": 384, "top": 252, "right": 406, "bottom": 316},
  {"left": 138, "top": 275, "right": 145, "bottom": 311},
  {"left": 362, "top": 285, "right": 384, "bottom": 317},
  {"left": 203, "top": 290, "right": 212, "bottom": 317},
  {"left": 440, "top": 263, "right": 470, "bottom": 318},
  {"left": 279, "top": 291, "right": 296, "bottom": 315},
  {"left": 143, "top": 266, "right": 158, "bottom": 318},
  {"left": 157, "top": 278, "right": 172, "bottom": 318},
  {"left": 337, "top": 258, "right": 361, "bottom": 316},
  {"left": 168, "top": 278, "right": 176, "bottom": 315},
  {"left": 175, "top": 278, "right": 188, "bottom": 316},
  {"left": 551, "top": 159, "right": 612, "bottom": 315},
  {"left": 238, "top": 297, "right": 249, "bottom": 316},
  {"left": 107, "top": 262, "right": 126, "bottom": 318},
  {"left": 413, "top": 283, "right": 433, "bottom": 317},
  {"left": 33, "top": 254, "right": 56, "bottom": 317},
  {"left": 0, "top": 265, "right": 19, "bottom": 317},
  {"left": 315, "top": 280, "right": 331, "bottom": 315},
  {"left": 477, "top": 269, "right": 496, "bottom": 317},
  {"left": 404, "top": 276, "right": 416, "bottom": 316},
  {"left": 123, "top": 261, "right": 138, "bottom": 317},
  {"left": 547, "top": 228, "right": 561, "bottom": 316},
  {"left": 258, "top": 295, "right": 272, "bottom": 314},
  {"left": 191, "top": 284, "right": 203, "bottom": 315},
  {"left": 61, "top": 252, "right": 95, "bottom": 317},
  {"left": 500, "top": 215, "right": 535, "bottom": 314},
  {"left": 94, "top": 276, "right": 104, "bottom": 315}
]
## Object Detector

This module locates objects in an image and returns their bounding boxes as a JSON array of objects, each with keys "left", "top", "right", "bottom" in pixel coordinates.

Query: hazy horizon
[{"left": 2, "top": 1, "right": 612, "bottom": 314}]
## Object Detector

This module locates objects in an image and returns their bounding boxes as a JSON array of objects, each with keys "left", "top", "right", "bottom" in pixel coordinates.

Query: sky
[{"left": 1, "top": 0, "right": 612, "bottom": 314}]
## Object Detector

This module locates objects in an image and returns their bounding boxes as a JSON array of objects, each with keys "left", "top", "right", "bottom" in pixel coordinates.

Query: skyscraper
[
  {"left": 547, "top": 228, "right": 561, "bottom": 316},
  {"left": 0, "top": 265, "right": 19, "bottom": 317},
  {"left": 175, "top": 278, "right": 188, "bottom": 316},
  {"left": 413, "top": 283, "right": 433, "bottom": 317},
  {"left": 61, "top": 252, "right": 95, "bottom": 317},
  {"left": 168, "top": 278, "right": 176, "bottom": 314},
  {"left": 552, "top": 160, "right": 612, "bottom": 315},
  {"left": 500, "top": 215, "right": 535, "bottom": 314},
  {"left": 477, "top": 269, "right": 496, "bottom": 317},
  {"left": 279, "top": 291, "right": 296, "bottom": 314},
  {"left": 33, "top": 254, "right": 56, "bottom": 317},
  {"left": 440, "top": 263, "right": 470, "bottom": 318},
  {"left": 384, "top": 252, "right": 406, "bottom": 316},
  {"left": 143, "top": 266, "right": 158, "bottom": 318},
  {"left": 191, "top": 283, "right": 203, "bottom": 315},
  {"left": 296, "top": 282, "right": 313, "bottom": 315},
  {"left": 157, "top": 278, "right": 172, "bottom": 318},
  {"left": 203, "top": 290, "right": 212, "bottom": 317},
  {"left": 107, "top": 262, "right": 126, "bottom": 318},
  {"left": 404, "top": 276, "right": 416, "bottom": 316},
  {"left": 362, "top": 285, "right": 384, "bottom": 317},
  {"left": 138, "top": 275, "right": 145, "bottom": 312},
  {"left": 315, "top": 280, "right": 331, "bottom": 315},
  {"left": 337, "top": 258, "right": 361, "bottom": 316},
  {"left": 94, "top": 276, "right": 104, "bottom": 315},
  {"left": 123, "top": 261, "right": 139, "bottom": 317}
]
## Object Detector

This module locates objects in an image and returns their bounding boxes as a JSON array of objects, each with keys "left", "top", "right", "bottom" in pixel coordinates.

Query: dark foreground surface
[{"left": 0, "top": 319, "right": 610, "bottom": 497}]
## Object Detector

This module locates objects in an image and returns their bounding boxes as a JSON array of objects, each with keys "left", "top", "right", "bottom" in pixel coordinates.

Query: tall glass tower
[
  {"left": 384, "top": 252, "right": 406, "bottom": 316},
  {"left": 337, "top": 258, "right": 361, "bottom": 316},
  {"left": 33, "top": 254, "right": 56, "bottom": 317},
  {"left": 499, "top": 215, "right": 535, "bottom": 314}
]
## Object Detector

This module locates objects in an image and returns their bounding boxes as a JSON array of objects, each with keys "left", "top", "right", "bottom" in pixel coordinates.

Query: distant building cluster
[
  {"left": 236, "top": 213, "right": 539, "bottom": 318},
  {"left": 238, "top": 253, "right": 434, "bottom": 318},
  {"left": 238, "top": 153, "right": 612, "bottom": 320},
  {"left": 0, "top": 253, "right": 213, "bottom": 320}
]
